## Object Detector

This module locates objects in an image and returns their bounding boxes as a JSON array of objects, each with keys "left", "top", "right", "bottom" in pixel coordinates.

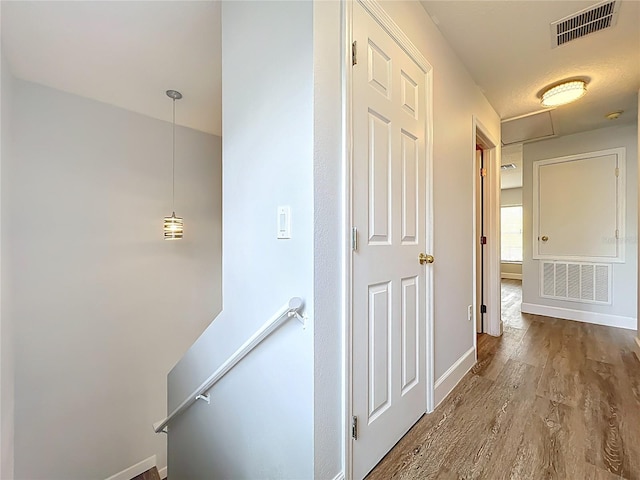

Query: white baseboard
[
  {"left": 521, "top": 303, "right": 636, "bottom": 330},
  {"left": 158, "top": 466, "right": 167, "bottom": 479},
  {"left": 501, "top": 273, "right": 522, "bottom": 280},
  {"left": 105, "top": 455, "right": 156, "bottom": 480},
  {"left": 434, "top": 346, "right": 476, "bottom": 407}
]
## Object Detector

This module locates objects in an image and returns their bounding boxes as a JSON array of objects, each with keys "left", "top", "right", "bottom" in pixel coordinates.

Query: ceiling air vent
[
  {"left": 551, "top": 0, "right": 620, "bottom": 48},
  {"left": 501, "top": 164, "right": 517, "bottom": 170}
]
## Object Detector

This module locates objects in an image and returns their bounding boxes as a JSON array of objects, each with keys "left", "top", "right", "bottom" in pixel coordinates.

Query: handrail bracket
[{"left": 287, "top": 297, "right": 306, "bottom": 328}]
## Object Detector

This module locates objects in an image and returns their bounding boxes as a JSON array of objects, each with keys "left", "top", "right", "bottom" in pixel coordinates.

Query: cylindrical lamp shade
[{"left": 164, "top": 212, "right": 184, "bottom": 240}]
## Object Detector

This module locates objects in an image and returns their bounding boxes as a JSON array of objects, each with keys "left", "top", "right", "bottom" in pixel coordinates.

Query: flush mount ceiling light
[
  {"left": 541, "top": 80, "right": 587, "bottom": 107},
  {"left": 164, "top": 89, "right": 184, "bottom": 240}
]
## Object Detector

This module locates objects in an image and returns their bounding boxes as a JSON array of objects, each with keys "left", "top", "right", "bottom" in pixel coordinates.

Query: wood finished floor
[{"left": 367, "top": 280, "right": 640, "bottom": 480}]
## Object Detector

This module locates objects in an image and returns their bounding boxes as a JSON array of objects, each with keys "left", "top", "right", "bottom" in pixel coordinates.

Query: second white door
[{"left": 351, "top": 2, "right": 432, "bottom": 478}]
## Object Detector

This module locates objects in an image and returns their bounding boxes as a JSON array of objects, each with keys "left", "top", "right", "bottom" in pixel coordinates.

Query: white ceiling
[
  {"left": 421, "top": 0, "right": 640, "bottom": 139},
  {"left": 1, "top": 1, "right": 221, "bottom": 136},
  {"left": 2, "top": 1, "right": 637, "bottom": 141}
]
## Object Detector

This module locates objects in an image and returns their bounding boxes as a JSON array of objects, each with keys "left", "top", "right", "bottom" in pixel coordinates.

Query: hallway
[{"left": 367, "top": 281, "right": 640, "bottom": 480}]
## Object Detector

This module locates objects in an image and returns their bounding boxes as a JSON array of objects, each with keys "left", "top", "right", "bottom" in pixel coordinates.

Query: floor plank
[
  {"left": 581, "top": 359, "right": 631, "bottom": 478},
  {"left": 367, "top": 280, "right": 638, "bottom": 480},
  {"left": 536, "top": 319, "right": 586, "bottom": 408},
  {"left": 501, "top": 278, "right": 533, "bottom": 330},
  {"left": 367, "top": 374, "right": 496, "bottom": 480}
]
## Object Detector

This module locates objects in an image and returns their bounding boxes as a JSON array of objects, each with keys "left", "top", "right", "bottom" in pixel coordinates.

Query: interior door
[
  {"left": 536, "top": 152, "right": 619, "bottom": 259},
  {"left": 352, "top": 2, "right": 430, "bottom": 478}
]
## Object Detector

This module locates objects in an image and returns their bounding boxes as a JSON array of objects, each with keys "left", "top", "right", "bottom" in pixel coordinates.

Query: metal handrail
[{"left": 153, "top": 297, "right": 305, "bottom": 433}]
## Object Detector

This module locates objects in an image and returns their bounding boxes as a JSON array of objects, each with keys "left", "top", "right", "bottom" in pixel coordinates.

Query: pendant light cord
[{"left": 172, "top": 97, "right": 176, "bottom": 213}]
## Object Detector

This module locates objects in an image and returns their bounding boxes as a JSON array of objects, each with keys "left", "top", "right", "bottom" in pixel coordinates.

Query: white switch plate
[{"left": 277, "top": 206, "right": 291, "bottom": 239}]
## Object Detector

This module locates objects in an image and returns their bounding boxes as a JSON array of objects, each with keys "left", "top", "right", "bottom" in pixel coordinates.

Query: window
[{"left": 501, "top": 205, "right": 523, "bottom": 262}]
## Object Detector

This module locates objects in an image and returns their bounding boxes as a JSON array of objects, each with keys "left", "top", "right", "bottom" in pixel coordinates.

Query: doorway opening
[
  {"left": 473, "top": 120, "right": 501, "bottom": 339},
  {"left": 499, "top": 143, "right": 524, "bottom": 329}
]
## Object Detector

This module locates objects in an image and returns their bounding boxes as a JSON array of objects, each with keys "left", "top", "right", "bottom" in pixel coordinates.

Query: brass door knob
[
  {"left": 419, "top": 253, "right": 435, "bottom": 265},
  {"left": 541, "top": 235, "right": 549, "bottom": 242}
]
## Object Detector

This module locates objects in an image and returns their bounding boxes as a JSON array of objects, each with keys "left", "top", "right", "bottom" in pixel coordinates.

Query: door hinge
[
  {"left": 352, "top": 41, "right": 358, "bottom": 66},
  {"left": 352, "top": 227, "right": 358, "bottom": 252},
  {"left": 615, "top": 167, "right": 620, "bottom": 177},
  {"left": 480, "top": 236, "right": 487, "bottom": 245},
  {"left": 352, "top": 416, "right": 358, "bottom": 440},
  {"left": 615, "top": 229, "right": 620, "bottom": 239},
  {"left": 481, "top": 304, "right": 487, "bottom": 314},
  {"left": 480, "top": 167, "right": 487, "bottom": 177}
]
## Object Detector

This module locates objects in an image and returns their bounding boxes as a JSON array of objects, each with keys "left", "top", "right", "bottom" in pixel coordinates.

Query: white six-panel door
[{"left": 351, "top": 2, "right": 432, "bottom": 478}]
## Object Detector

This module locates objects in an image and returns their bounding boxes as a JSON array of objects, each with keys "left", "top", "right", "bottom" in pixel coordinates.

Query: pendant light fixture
[{"left": 164, "top": 89, "right": 184, "bottom": 240}]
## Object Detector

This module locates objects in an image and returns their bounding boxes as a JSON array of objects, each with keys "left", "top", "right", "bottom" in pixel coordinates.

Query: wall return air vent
[
  {"left": 541, "top": 261, "right": 611, "bottom": 305},
  {"left": 551, "top": 0, "right": 620, "bottom": 48}
]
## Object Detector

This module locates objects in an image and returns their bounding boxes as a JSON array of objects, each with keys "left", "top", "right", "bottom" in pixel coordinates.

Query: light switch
[{"left": 277, "top": 206, "right": 291, "bottom": 239}]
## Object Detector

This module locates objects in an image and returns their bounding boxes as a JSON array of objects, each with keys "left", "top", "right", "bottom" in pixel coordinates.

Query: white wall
[
  {"left": 501, "top": 262, "right": 522, "bottom": 279},
  {"left": 168, "top": 4, "right": 344, "bottom": 479},
  {"left": 312, "top": 1, "right": 343, "bottom": 478},
  {"left": 501, "top": 187, "right": 522, "bottom": 206},
  {"left": 1, "top": 45, "right": 16, "bottom": 480},
  {"left": 522, "top": 124, "right": 638, "bottom": 327},
  {"left": 379, "top": 1, "right": 500, "bottom": 380},
  {"left": 501, "top": 143, "right": 523, "bottom": 189},
  {"left": 167, "top": 2, "right": 314, "bottom": 479},
  {"left": 6, "top": 80, "right": 222, "bottom": 479}
]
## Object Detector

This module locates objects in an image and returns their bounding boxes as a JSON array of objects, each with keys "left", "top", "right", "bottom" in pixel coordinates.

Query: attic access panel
[
  {"left": 501, "top": 111, "right": 554, "bottom": 145},
  {"left": 533, "top": 148, "right": 625, "bottom": 263}
]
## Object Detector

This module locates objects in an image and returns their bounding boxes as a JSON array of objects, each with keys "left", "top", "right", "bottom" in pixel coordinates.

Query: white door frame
[
  {"left": 342, "top": 1, "right": 434, "bottom": 477},
  {"left": 473, "top": 117, "right": 502, "bottom": 337},
  {"left": 474, "top": 146, "right": 483, "bottom": 335}
]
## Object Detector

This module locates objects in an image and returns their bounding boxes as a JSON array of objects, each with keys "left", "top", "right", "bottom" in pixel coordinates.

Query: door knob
[
  {"left": 541, "top": 235, "right": 549, "bottom": 242},
  {"left": 419, "top": 253, "right": 434, "bottom": 265}
]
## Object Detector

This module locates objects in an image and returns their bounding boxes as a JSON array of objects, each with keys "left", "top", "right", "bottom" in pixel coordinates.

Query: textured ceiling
[
  {"left": 421, "top": 0, "right": 640, "bottom": 138},
  {"left": 1, "top": 1, "right": 221, "bottom": 136},
  {"left": 2, "top": 1, "right": 637, "bottom": 140}
]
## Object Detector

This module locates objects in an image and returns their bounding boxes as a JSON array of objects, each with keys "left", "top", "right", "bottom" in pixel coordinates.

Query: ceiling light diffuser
[{"left": 541, "top": 80, "right": 587, "bottom": 107}]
